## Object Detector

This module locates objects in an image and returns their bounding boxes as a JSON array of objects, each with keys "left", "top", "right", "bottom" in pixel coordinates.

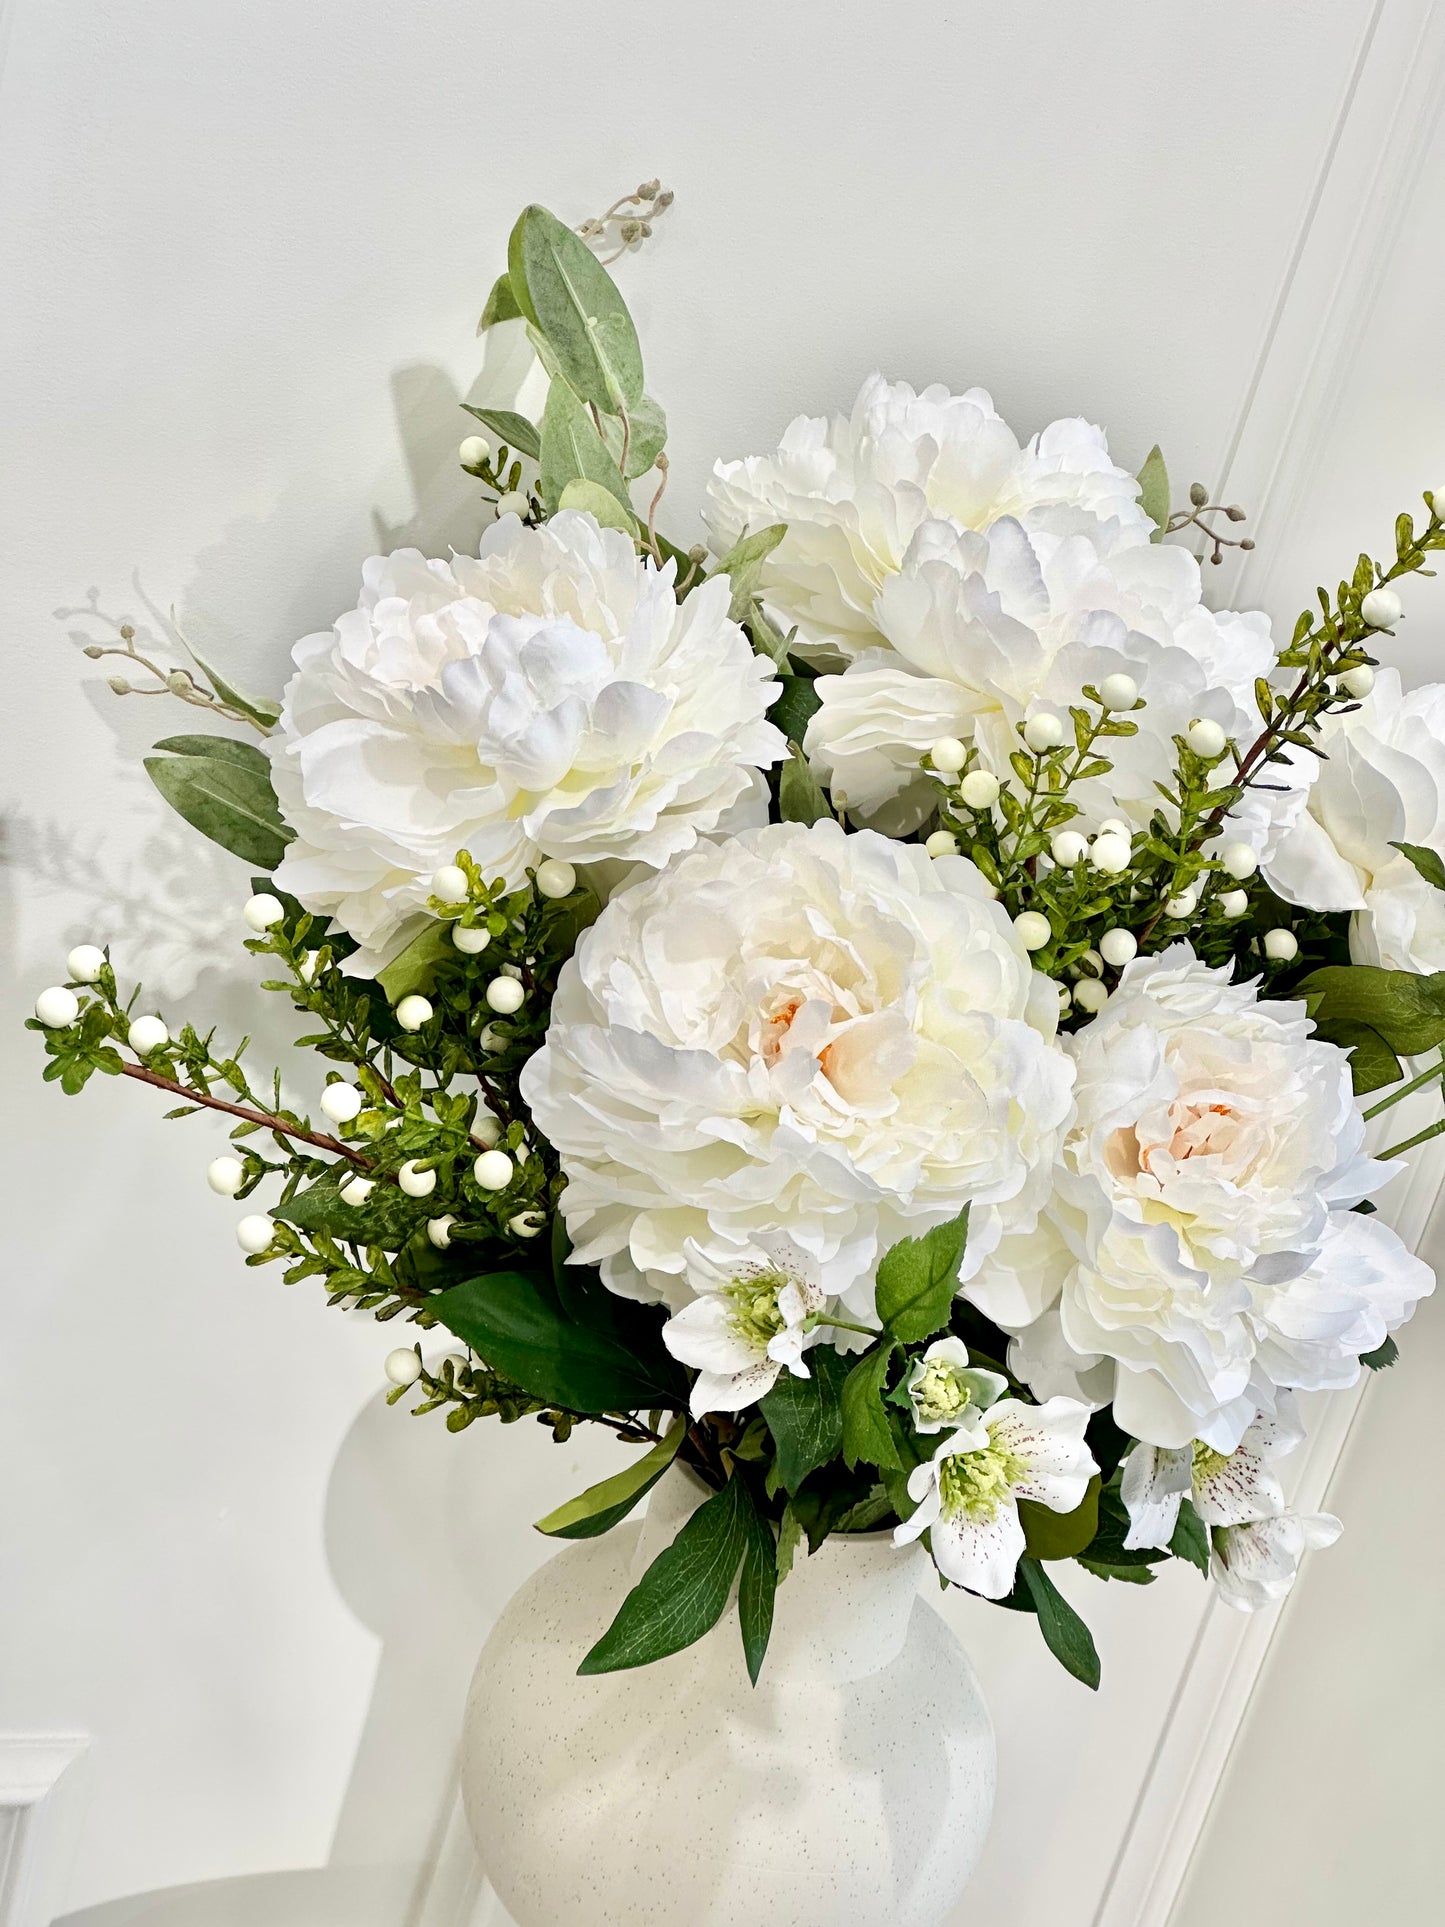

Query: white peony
[
  {"left": 894, "top": 1396, "right": 1097, "bottom": 1598},
  {"left": 1210, "top": 1509, "right": 1342, "bottom": 1612},
  {"left": 267, "top": 511, "right": 784, "bottom": 970},
  {"left": 704, "top": 374, "right": 1151, "bottom": 668},
  {"left": 521, "top": 819, "right": 1076, "bottom": 1327},
  {"left": 803, "top": 516, "right": 1278, "bottom": 840},
  {"left": 968, "top": 946, "right": 1432, "bottom": 1451},
  {"left": 1265, "top": 668, "right": 1445, "bottom": 972}
]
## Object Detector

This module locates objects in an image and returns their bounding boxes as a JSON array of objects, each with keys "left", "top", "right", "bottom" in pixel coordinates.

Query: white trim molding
[{"left": 0, "top": 1736, "right": 89, "bottom": 1927}]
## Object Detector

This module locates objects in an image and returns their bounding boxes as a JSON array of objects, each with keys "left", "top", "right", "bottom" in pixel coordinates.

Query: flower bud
[
  {"left": 1186, "top": 718, "right": 1227, "bottom": 759},
  {"left": 459, "top": 435, "right": 491, "bottom": 469},
  {"left": 430, "top": 864, "right": 470, "bottom": 904}
]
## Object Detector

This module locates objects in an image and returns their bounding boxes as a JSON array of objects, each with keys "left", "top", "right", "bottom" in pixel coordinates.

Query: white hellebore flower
[
  {"left": 971, "top": 946, "right": 1432, "bottom": 1451},
  {"left": 1210, "top": 1509, "right": 1343, "bottom": 1613},
  {"left": 704, "top": 374, "right": 1151, "bottom": 668},
  {"left": 1265, "top": 668, "right": 1445, "bottom": 972},
  {"left": 1120, "top": 1395, "right": 1304, "bottom": 1551},
  {"left": 905, "top": 1336, "right": 1009, "bottom": 1435},
  {"left": 894, "top": 1396, "right": 1096, "bottom": 1598},
  {"left": 522, "top": 819, "right": 1075, "bottom": 1328},
  {"left": 662, "top": 1236, "right": 831, "bottom": 1418},
  {"left": 804, "top": 516, "right": 1284, "bottom": 845},
  {"left": 268, "top": 511, "right": 784, "bottom": 970}
]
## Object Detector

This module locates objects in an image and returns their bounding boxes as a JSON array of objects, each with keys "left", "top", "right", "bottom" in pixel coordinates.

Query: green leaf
[
  {"left": 1019, "top": 1475, "right": 1101, "bottom": 1561},
  {"left": 1300, "top": 965, "right": 1445, "bottom": 1058},
  {"left": 778, "top": 743, "right": 830, "bottom": 825},
  {"left": 874, "top": 1209, "right": 969, "bottom": 1344},
  {"left": 840, "top": 1342, "right": 902, "bottom": 1472},
  {"left": 1391, "top": 840, "right": 1445, "bottom": 893},
  {"left": 735, "top": 1475, "right": 778, "bottom": 1685},
  {"left": 600, "top": 395, "right": 668, "bottom": 480},
  {"left": 558, "top": 478, "right": 638, "bottom": 534},
  {"left": 433, "top": 1268, "right": 688, "bottom": 1415},
  {"left": 1137, "top": 444, "right": 1170, "bottom": 542},
  {"left": 478, "top": 271, "right": 524, "bottom": 331},
  {"left": 534, "top": 1418, "right": 686, "bottom": 1539},
  {"left": 507, "top": 204, "right": 644, "bottom": 416},
  {"left": 714, "top": 523, "right": 788, "bottom": 626},
  {"left": 1318, "top": 1019, "right": 1401, "bottom": 1096},
  {"left": 538, "top": 377, "right": 632, "bottom": 515},
  {"left": 376, "top": 920, "right": 457, "bottom": 1002},
  {"left": 1020, "top": 1558, "right": 1101, "bottom": 1689},
  {"left": 461, "top": 404, "right": 541, "bottom": 462},
  {"left": 272, "top": 1163, "right": 424, "bottom": 1247},
  {"left": 760, "top": 1347, "right": 851, "bottom": 1492},
  {"left": 1362, "top": 1334, "right": 1399, "bottom": 1370},
  {"left": 144, "top": 737, "right": 291, "bottom": 870},
  {"left": 177, "top": 648, "right": 281, "bottom": 730},
  {"left": 1169, "top": 1496, "right": 1210, "bottom": 1576},
  {"left": 769, "top": 673, "right": 822, "bottom": 746},
  {"left": 578, "top": 1475, "right": 748, "bottom": 1675},
  {"left": 1081, "top": 1478, "right": 1167, "bottom": 1569},
  {"left": 1077, "top": 1556, "right": 1157, "bottom": 1585},
  {"left": 776, "top": 1502, "right": 805, "bottom": 1580}
]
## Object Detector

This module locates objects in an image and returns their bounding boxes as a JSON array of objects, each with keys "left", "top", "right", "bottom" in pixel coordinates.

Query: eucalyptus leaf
[
  {"left": 840, "top": 1342, "right": 901, "bottom": 1472},
  {"left": 1020, "top": 1558, "right": 1101, "bottom": 1689},
  {"left": 715, "top": 523, "right": 787, "bottom": 626},
  {"left": 1019, "top": 1475, "right": 1100, "bottom": 1561},
  {"left": 736, "top": 1474, "right": 778, "bottom": 1685},
  {"left": 376, "top": 921, "right": 458, "bottom": 1002},
  {"left": 558, "top": 478, "right": 638, "bottom": 534},
  {"left": 534, "top": 1418, "right": 686, "bottom": 1540},
  {"left": 538, "top": 378, "right": 632, "bottom": 514},
  {"left": 1137, "top": 444, "right": 1170, "bottom": 542},
  {"left": 874, "top": 1208, "right": 969, "bottom": 1344},
  {"left": 578, "top": 1475, "right": 749, "bottom": 1675},
  {"left": 778, "top": 744, "right": 830, "bottom": 825},
  {"left": 179, "top": 649, "right": 281, "bottom": 730},
  {"left": 144, "top": 737, "right": 291, "bottom": 870},
  {"left": 760, "top": 1348, "right": 851, "bottom": 1492},
  {"left": 478, "top": 272, "right": 524, "bottom": 331},
  {"left": 508, "top": 204, "right": 644, "bottom": 416},
  {"left": 461, "top": 404, "right": 541, "bottom": 462},
  {"left": 600, "top": 395, "right": 668, "bottom": 480}
]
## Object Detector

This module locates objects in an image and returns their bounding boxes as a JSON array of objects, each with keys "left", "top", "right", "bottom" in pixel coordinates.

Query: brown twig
[{"left": 117, "top": 1059, "right": 372, "bottom": 1166}]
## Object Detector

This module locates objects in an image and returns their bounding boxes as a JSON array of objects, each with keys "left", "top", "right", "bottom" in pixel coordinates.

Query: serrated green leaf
[
  {"left": 1300, "top": 965, "right": 1445, "bottom": 1057},
  {"left": 578, "top": 1475, "right": 748, "bottom": 1675},
  {"left": 1020, "top": 1558, "right": 1101, "bottom": 1688},
  {"left": 840, "top": 1342, "right": 901, "bottom": 1471},
  {"left": 534, "top": 1418, "right": 686, "bottom": 1539},
  {"left": 538, "top": 377, "right": 632, "bottom": 515},
  {"left": 1169, "top": 1496, "right": 1210, "bottom": 1575},
  {"left": 875, "top": 1208, "right": 969, "bottom": 1344},
  {"left": 778, "top": 743, "right": 830, "bottom": 825},
  {"left": 736, "top": 1474, "right": 777, "bottom": 1685},
  {"left": 461, "top": 404, "right": 541, "bottom": 462},
  {"left": 1078, "top": 1556, "right": 1157, "bottom": 1585},
  {"left": 760, "top": 1348, "right": 851, "bottom": 1492},
  {"left": 1137, "top": 444, "right": 1170, "bottom": 541},
  {"left": 1315, "top": 1019, "right": 1401, "bottom": 1096},
  {"left": 1019, "top": 1475, "right": 1101, "bottom": 1561},
  {"left": 272, "top": 1162, "right": 423, "bottom": 1247},
  {"left": 508, "top": 204, "right": 643, "bottom": 416},
  {"left": 1362, "top": 1334, "right": 1399, "bottom": 1370},
  {"left": 144, "top": 739, "right": 291, "bottom": 870}
]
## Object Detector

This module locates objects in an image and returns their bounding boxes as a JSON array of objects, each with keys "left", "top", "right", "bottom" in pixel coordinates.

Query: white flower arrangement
[{"left": 28, "top": 188, "right": 1445, "bottom": 1689}]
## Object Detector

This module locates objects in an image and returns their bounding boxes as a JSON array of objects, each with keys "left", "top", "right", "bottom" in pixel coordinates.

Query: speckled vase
[{"left": 460, "top": 1465, "right": 995, "bottom": 1927}]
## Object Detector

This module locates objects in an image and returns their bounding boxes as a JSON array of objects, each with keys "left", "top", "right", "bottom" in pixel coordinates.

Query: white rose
[
  {"left": 804, "top": 516, "right": 1281, "bottom": 842},
  {"left": 704, "top": 374, "right": 1151, "bottom": 668},
  {"left": 1265, "top": 668, "right": 1445, "bottom": 971},
  {"left": 969, "top": 945, "right": 1430, "bottom": 1450},
  {"left": 521, "top": 819, "right": 1075, "bottom": 1326},
  {"left": 268, "top": 511, "right": 784, "bottom": 970}
]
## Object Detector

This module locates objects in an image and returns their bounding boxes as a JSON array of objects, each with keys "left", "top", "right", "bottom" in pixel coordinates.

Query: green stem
[
  {"left": 1362, "top": 1049, "right": 1445, "bottom": 1121},
  {"left": 1378, "top": 1115, "right": 1445, "bottom": 1160}
]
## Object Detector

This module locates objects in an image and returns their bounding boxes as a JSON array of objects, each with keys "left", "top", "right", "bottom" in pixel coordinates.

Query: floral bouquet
[{"left": 30, "top": 190, "right": 1445, "bottom": 1691}]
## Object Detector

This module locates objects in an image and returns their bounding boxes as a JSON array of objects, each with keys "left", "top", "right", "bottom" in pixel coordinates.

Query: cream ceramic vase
[{"left": 460, "top": 1466, "right": 996, "bottom": 1927}]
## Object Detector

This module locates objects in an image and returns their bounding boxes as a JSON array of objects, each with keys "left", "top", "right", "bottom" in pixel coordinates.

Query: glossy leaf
[
  {"left": 578, "top": 1475, "right": 748, "bottom": 1675},
  {"left": 534, "top": 1418, "right": 686, "bottom": 1540},
  {"left": 760, "top": 1348, "right": 851, "bottom": 1492},
  {"left": 769, "top": 673, "right": 822, "bottom": 746},
  {"left": 508, "top": 204, "right": 644, "bottom": 415},
  {"left": 273, "top": 1162, "right": 424, "bottom": 1247},
  {"left": 1019, "top": 1475, "right": 1100, "bottom": 1561},
  {"left": 736, "top": 1474, "right": 778, "bottom": 1685},
  {"left": 1301, "top": 964, "right": 1445, "bottom": 1058},
  {"left": 1020, "top": 1557, "right": 1101, "bottom": 1689},
  {"left": 1391, "top": 839, "right": 1445, "bottom": 893},
  {"left": 1169, "top": 1496, "right": 1210, "bottom": 1576},
  {"left": 376, "top": 921, "right": 457, "bottom": 1002},
  {"left": 144, "top": 736, "right": 291, "bottom": 870},
  {"left": 875, "top": 1209, "right": 970, "bottom": 1344}
]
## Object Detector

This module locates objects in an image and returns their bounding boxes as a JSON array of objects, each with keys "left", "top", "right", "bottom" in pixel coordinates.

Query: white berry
[
  {"left": 508, "top": 1210, "right": 546, "bottom": 1239},
  {"left": 1164, "top": 889, "right": 1199, "bottom": 919},
  {"left": 930, "top": 736, "right": 968, "bottom": 774},
  {"left": 243, "top": 892, "right": 285, "bottom": 932},
  {"left": 1076, "top": 948, "right": 1104, "bottom": 979},
  {"left": 320, "top": 1082, "right": 363, "bottom": 1124},
  {"left": 1024, "top": 711, "right": 1066, "bottom": 752},
  {"left": 452, "top": 923, "right": 491, "bottom": 954},
  {"left": 397, "top": 1159, "right": 437, "bottom": 1198},
  {"left": 535, "top": 858, "right": 577, "bottom": 899},
  {"left": 1340, "top": 664, "right": 1375, "bottom": 699},
  {"left": 959, "top": 770, "right": 1001, "bottom": 810},
  {"left": 1096, "top": 817, "right": 1131, "bottom": 839},
  {"left": 385, "top": 1347, "right": 423, "bottom": 1387},
  {"left": 486, "top": 976, "right": 525, "bottom": 1015},
  {"left": 426, "top": 1215, "right": 456, "bottom": 1250},
  {"left": 459, "top": 434, "right": 491, "bottom": 468},
  {"left": 1186, "top": 718, "right": 1227, "bottom": 759},
  {"left": 126, "top": 1014, "right": 169, "bottom": 1056},
  {"left": 1057, "top": 982, "right": 1073, "bottom": 1010},
  {"left": 339, "top": 1174, "right": 375, "bottom": 1206},
  {"left": 473, "top": 1111, "right": 502, "bottom": 1149},
  {"left": 66, "top": 944, "right": 106, "bottom": 983},
  {"left": 235, "top": 1214, "right": 274, "bottom": 1254},
  {"left": 1099, "top": 673, "right": 1139, "bottom": 711},
  {"left": 1219, "top": 889, "right": 1249, "bottom": 918},
  {"left": 1220, "top": 841, "right": 1259, "bottom": 880},
  {"left": 1360, "top": 587, "right": 1402, "bottom": 629},
  {"left": 924, "top": 830, "right": 958, "bottom": 858},
  {"left": 1050, "top": 830, "right": 1088, "bottom": 867},
  {"left": 1013, "top": 911, "right": 1051, "bottom": 951},
  {"left": 34, "top": 985, "right": 80, "bottom": 1027},
  {"left": 395, "top": 994, "right": 433, "bottom": 1032},
  {"left": 430, "top": 864, "right": 470, "bottom": 904},
  {"left": 1264, "top": 928, "right": 1299, "bottom": 961},
  {"left": 473, "top": 1148, "right": 514, "bottom": 1191},
  {"left": 1072, "top": 978, "right": 1109, "bottom": 1015},
  {"left": 496, "top": 490, "right": 530, "bottom": 520},
  {"left": 207, "top": 1155, "right": 245, "bottom": 1197},
  {"left": 1091, "top": 832, "right": 1132, "bottom": 875},
  {"left": 1099, "top": 927, "right": 1138, "bottom": 968}
]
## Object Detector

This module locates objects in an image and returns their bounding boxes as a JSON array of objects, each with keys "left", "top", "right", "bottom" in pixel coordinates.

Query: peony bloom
[
  {"left": 904, "top": 1336, "right": 1008, "bottom": 1436},
  {"left": 968, "top": 946, "right": 1432, "bottom": 1451},
  {"left": 661, "top": 1234, "right": 832, "bottom": 1418},
  {"left": 893, "top": 1396, "right": 1096, "bottom": 1598},
  {"left": 1265, "top": 668, "right": 1445, "bottom": 972},
  {"left": 521, "top": 819, "right": 1075, "bottom": 1327},
  {"left": 1210, "top": 1509, "right": 1342, "bottom": 1612},
  {"left": 704, "top": 374, "right": 1151, "bottom": 668},
  {"left": 803, "top": 516, "right": 1279, "bottom": 840},
  {"left": 267, "top": 511, "right": 784, "bottom": 970},
  {"left": 1120, "top": 1395, "right": 1303, "bottom": 1551}
]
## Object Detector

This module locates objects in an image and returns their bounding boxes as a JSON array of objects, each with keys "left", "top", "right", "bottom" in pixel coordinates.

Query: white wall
[{"left": 1, "top": 4, "right": 1442, "bottom": 1923}]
